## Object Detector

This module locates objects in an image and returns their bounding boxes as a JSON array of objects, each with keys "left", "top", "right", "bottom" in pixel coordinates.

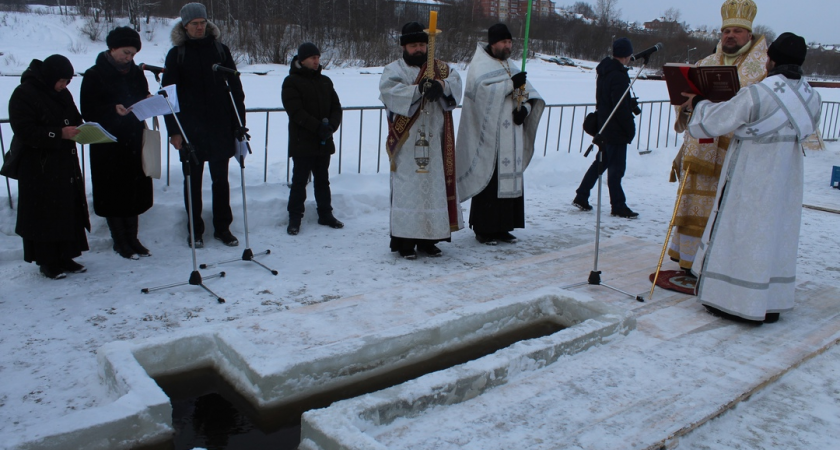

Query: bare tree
[
  {"left": 752, "top": 24, "right": 776, "bottom": 43},
  {"left": 594, "top": 0, "right": 620, "bottom": 28},
  {"left": 569, "top": 2, "right": 595, "bottom": 19},
  {"left": 663, "top": 7, "right": 680, "bottom": 23}
]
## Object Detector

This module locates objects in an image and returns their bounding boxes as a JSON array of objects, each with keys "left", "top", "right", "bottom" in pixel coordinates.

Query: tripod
[
  {"left": 198, "top": 72, "right": 278, "bottom": 275},
  {"left": 562, "top": 58, "right": 651, "bottom": 303},
  {"left": 140, "top": 89, "right": 227, "bottom": 303}
]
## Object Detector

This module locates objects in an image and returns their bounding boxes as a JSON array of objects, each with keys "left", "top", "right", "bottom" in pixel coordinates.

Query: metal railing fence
[{"left": 3, "top": 99, "right": 840, "bottom": 210}]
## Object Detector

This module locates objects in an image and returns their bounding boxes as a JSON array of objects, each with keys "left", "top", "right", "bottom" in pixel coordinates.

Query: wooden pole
[{"left": 650, "top": 165, "right": 691, "bottom": 301}]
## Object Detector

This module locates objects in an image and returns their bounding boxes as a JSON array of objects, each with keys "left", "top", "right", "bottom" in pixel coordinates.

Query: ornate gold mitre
[{"left": 720, "top": 0, "right": 757, "bottom": 31}]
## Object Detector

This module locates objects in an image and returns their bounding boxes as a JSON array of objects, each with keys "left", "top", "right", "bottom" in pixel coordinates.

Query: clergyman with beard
[
  {"left": 666, "top": 0, "right": 767, "bottom": 275},
  {"left": 378, "top": 21, "right": 463, "bottom": 260},
  {"left": 455, "top": 23, "right": 545, "bottom": 246}
]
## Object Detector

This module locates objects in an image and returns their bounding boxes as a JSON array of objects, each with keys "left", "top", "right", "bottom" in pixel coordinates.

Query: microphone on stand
[
  {"left": 630, "top": 43, "right": 664, "bottom": 62},
  {"left": 139, "top": 63, "right": 166, "bottom": 74},
  {"left": 212, "top": 64, "right": 240, "bottom": 76}
]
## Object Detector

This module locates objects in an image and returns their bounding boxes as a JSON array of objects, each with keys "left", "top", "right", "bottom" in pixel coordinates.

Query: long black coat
[
  {"left": 9, "top": 61, "right": 90, "bottom": 243},
  {"left": 161, "top": 21, "right": 245, "bottom": 162},
  {"left": 80, "top": 52, "right": 153, "bottom": 217},
  {"left": 281, "top": 56, "right": 342, "bottom": 158},
  {"left": 595, "top": 57, "right": 636, "bottom": 145}
]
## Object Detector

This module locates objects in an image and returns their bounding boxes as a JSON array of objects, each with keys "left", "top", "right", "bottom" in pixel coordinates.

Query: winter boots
[{"left": 107, "top": 216, "right": 150, "bottom": 259}]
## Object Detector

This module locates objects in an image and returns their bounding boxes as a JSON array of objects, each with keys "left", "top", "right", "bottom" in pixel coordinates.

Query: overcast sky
[{"left": 618, "top": 0, "right": 836, "bottom": 45}]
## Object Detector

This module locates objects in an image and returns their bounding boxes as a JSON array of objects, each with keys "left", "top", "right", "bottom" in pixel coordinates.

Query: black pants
[
  {"left": 576, "top": 143, "right": 627, "bottom": 209},
  {"left": 288, "top": 154, "right": 332, "bottom": 219},
  {"left": 469, "top": 167, "right": 525, "bottom": 235},
  {"left": 182, "top": 158, "right": 233, "bottom": 237}
]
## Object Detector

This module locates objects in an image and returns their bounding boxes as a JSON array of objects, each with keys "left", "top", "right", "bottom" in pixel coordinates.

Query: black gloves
[
  {"left": 419, "top": 78, "right": 444, "bottom": 101},
  {"left": 511, "top": 71, "right": 527, "bottom": 88},
  {"left": 235, "top": 126, "right": 250, "bottom": 141},
  {"left": 512, "top": 106, "right": 528, "bottom": 125},
  {"left": 318, "top": 122, "right": 333, "bottom": 141}
]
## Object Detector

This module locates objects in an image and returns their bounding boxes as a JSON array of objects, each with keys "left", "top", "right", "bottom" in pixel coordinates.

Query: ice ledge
[{"left": 5, "top": 286, "right": 632, "bottom": 449}]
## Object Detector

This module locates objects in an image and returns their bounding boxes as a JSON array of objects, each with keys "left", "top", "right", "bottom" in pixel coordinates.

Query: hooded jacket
[
  {"left": 595, "top": 57, "right": 636, "bottom": 145},
  {"left": 80, "top": 51, "right": 153, "bottom": 217},
  {"left": 281, "top": 55, "right": 342, "bottom": 158},
  {"left": 161, "top": 21, "right": 245, "bottom": 162},
  {"left": 9, "top": 59, "right": 90, "bottom": 242}
]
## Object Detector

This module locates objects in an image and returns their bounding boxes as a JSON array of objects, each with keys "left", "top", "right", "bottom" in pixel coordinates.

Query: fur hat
[
  {"left": 40, "top": 54, "right": 74, "bottom": 86},
  {"left": 612, "top": 38, "right": 633, "bottom": 58},
  {"left": 297, "top": 42, "right": 320, "bottom": 62},
  {"left": 106, "top": 26, "right": 141, "bottom": 51},
  {"left": 180, "top": 2, "right": 207, "bottom": 25},
  {"left": 720, "top": 0, "right": 757, "bottom": 32},
  {"left": 488, "top": 23, "right": 512, "bottom": 45},
  {"left": 767, "top": 32, "right": 807, "bottom": 66},
  {"left": 400, "top": 22, "right": 428, "bottom": 46}
]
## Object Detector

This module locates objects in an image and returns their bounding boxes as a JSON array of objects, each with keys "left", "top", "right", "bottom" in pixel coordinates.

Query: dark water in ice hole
[{"left": 135, "top": 320, "right": 565, "bottom": 450}]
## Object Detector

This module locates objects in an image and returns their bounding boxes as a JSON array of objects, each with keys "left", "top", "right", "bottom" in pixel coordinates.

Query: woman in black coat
[
  {"left": 9, "top": 54, "right": 90, "bottom": 279},
  {"left": 80, "top": 27, "right": 154, "bottom": 259}
]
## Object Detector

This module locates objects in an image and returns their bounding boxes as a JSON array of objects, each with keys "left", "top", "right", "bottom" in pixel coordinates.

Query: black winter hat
[
  {"left": 40, "top": 54, "right": 74, "bottom": 86},
  {"left": 488, "top": 23, "right": 512, "bottom": 45},
  {"left": 106, "top": 26, "right": 142, "bottom": 51},
  {"left": 767, "top": 32, "right": 807, "bottom": 66},
  {"left": 612, "top": 38, "right": 633, "bottom": 58},
  {"left": 297, "top": 42, "right": 320, "bottom": 62},
  {"left": 400, "top": 22, "right": 428, "bottom": 46}
]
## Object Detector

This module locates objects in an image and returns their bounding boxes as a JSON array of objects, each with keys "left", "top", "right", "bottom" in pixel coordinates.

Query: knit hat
[
  {"left": 488, "top": 23, "right": 512, "bottom": 45},
  {"left": 612, "top": 38, "right": 633, "bottom": 58},
  {"left": 297, "top": 42, "right": 320, "bottom": 62},
  {"left": 180, "top": 2, "right": 207, "bottom": 25},
  {"left": 720, "top": 0, "right": 757, "bottom": 32},
  {"left": 767, "top": 32, "right": 807, "bottom": 66},
  {"left": 106, "top": 26, "right": 142, "bottom": 51},
  {"left": 400, "top": 22, "right": 428, "bottom": 46},
  {"left": 40, "top": 54, "right": 74, "bottom": 86}
]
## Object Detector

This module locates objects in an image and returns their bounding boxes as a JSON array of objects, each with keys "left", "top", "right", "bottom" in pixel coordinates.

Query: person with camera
[
  {"left": 456, "top": 23, "right": 545, "bottom": 246},
  {"left": 162, "top": 2, "right": 245, "bottom": 248},
  {"left": 379, "top": 21, "right": 462, "bottom": 259},
  {"left": 573, "top": 37, "right": 638, "bottom": 219},
  {"left": 80, "top": 27, "right": 153, "bottom": 260},
  {"left": 282, "top": 42, "right": 343, "bottom": 236}
]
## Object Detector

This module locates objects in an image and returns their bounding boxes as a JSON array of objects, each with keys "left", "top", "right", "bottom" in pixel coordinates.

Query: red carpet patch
[{"left": 650, "top": 270, "right": 697, "bottom": 295}]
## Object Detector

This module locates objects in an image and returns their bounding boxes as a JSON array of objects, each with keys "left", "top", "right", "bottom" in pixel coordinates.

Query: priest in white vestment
[
  {"left": 456, "top": 24, "right": 545, "bottom": 246},
  {"left": 682, "top": 33, "right": 821, "bottom": 323},
  {"left": 379, "top": 22, "right": 463, "bottom": 259}
]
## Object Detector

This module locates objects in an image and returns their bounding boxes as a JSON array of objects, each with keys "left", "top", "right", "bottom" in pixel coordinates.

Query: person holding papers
[
  {"left": 8, "top": 54, "right": 90, "bottom": 279},
  {"left": 81, "top": 26, "right": 154, "bottom": 259}
]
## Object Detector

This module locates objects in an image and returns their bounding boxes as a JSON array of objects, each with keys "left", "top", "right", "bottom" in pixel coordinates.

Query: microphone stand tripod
[
  {"left": 140, "top": 89, "right": 227, "bottom": 303},
  {"left": 199, "top": 72, "right": 277, "bottom": 275},
  {"left": 562, "top": 57, "right": 652, "bottom": 303}
]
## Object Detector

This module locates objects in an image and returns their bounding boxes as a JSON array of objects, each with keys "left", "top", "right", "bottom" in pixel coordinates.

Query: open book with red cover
[{"left": 663, "top": 63, "right": 740, "bottom": 105}]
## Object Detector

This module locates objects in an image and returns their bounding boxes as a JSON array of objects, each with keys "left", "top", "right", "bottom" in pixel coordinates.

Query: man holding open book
[{"left": 667, "top": 0, "right": 767, "bottom": 274}]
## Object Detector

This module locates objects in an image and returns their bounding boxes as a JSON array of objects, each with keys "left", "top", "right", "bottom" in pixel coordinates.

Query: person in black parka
[
  {"left": 573, "top": 37, "right": 639, "bottom": 219},
  {"left": 161, "top": 2, "right": 245, "bottom": 248},
  {"left": 80, "top": 27, "right": 154, "bottom": 259},
  {"left": 281, "top": 42, "right": 343, "bottom": 235},
  {"left": 9, "top": 55, "right": 90, "bottom": 279}
]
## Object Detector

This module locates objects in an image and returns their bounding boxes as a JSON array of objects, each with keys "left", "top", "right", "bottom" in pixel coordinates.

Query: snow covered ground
[{"left": 1, "top": 7, "right": 839, "bottom": 449}]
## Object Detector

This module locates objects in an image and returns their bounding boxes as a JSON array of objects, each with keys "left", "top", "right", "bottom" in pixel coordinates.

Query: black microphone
[
  {"left": 212, "top": 64, "right": 240, "bottom": 76},
  {"left": 630, "top": 43, "right": 663, "bottom": 62},
  {"left": 139, "top": 63, "right": 166, "bottom": 74}
]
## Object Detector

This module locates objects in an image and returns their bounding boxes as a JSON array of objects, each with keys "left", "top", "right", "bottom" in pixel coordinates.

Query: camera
[{"left": 629, "top": 96, "right": 641, "bottom": 116}]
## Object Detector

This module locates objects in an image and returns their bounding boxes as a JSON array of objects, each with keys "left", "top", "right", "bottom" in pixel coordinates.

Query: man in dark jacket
[
  {"left": 162, "top": 2, "right": 245, "bottom": 247},
  {"left": 573, "top": 37, "right": 639, "bottom": 219},
  {"left": 281, "top": 42, "right": 343, "bottom": 235}
]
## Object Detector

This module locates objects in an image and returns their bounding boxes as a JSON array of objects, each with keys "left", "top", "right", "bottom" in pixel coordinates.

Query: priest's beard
[
  {"left": 403, "top": 50, "right": 427, "bottom": 67},
  {"left": 491, "top": 47, "right": 511, "bottom": 61}
]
